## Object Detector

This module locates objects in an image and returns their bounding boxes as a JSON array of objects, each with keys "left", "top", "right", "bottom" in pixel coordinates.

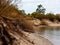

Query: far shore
[{"left": 28, "top": 19, "right": 60, "bottom": 30}]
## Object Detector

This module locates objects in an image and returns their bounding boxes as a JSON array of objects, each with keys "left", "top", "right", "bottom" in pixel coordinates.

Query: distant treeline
[
  {"left": 26, "top": 4, "right": 60, "bottom": 22},
  {"left": 27, "top": 12, "right": 60, "bottom": 22},
  {"left": 0, "top": 0, "right": 60, "bottom": 22}
]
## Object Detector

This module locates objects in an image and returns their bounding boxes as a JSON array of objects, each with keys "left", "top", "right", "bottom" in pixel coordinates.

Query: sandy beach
[{"left": 23, "top": 31, "right": 54, "bottom": 45}]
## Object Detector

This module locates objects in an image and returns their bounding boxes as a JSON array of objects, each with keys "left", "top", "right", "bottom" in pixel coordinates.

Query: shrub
[{"left": 46, "top": 13, "right": 56, "bottom": 22}]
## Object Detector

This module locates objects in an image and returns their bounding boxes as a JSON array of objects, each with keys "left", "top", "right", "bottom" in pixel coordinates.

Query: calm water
[{"left": 35, "top": 27, "right": 60, "bottom": 45}]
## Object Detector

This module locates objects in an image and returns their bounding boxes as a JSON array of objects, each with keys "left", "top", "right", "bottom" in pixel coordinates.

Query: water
[{"left": 35, "top": 27, "right": 60, "bottom": 45}]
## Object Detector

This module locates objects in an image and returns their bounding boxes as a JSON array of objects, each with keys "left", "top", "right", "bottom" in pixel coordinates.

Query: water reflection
[{"left": 35, "top": 27, "right": 60, "bottom": 45}]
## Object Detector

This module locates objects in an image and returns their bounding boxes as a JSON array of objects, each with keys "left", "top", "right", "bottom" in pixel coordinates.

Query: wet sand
[{"left": 23, "top": 31, "right": 54, "bottom": 45}]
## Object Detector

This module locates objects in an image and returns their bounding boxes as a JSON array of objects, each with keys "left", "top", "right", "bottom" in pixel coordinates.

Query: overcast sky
[{"left": 18, "top": 0, "right": 60, "bottom": 14}]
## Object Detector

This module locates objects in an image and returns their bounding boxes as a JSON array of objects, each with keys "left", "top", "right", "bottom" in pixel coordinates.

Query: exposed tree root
[{"left": 0, "top": 16, "right": 34, "bottom": 45}]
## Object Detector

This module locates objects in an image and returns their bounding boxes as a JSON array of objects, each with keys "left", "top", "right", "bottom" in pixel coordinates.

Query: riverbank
[
  {"left": 8, "top": 27, "right": 54, "bottom": 45},
  {"left": 0, "top": 16, "right": 53, "bottom": 45},
  {"left": 30, "top": 19, "right": 60, "bottom": 30},
  {"left": 25, "top": 18, "right": 60, "bottom": 30},
  {"left": 23, "top": 31, "right": 54, "bottom": 45}
]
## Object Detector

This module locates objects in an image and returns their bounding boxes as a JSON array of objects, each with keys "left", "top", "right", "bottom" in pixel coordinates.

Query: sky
[{"left": 18, "top": 0, "right": 60, "bottom": 14}]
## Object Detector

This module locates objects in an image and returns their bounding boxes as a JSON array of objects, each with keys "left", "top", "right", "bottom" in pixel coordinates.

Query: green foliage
[
  {"left": 27, "top": 13, "right": 31, "bottom": 17},
  {"left": 31, "top": 12, "right": 46, "bottom": 20},
  {"left": 0, "top": 0, "right": 60, "bottom": 23},
  {"left": 18, "top": 10, "right": 26, "bottom": 15},
  {"left": 31, "top": 12, "right": 39, "bottom": 18},
  {"left": 46, "top": 13, "right": 56, "bottom": 21},
  {"left": 56, "top": 14, "right": 60, "bottom": 21},
  {"left": 29, "top": 4, "right": 46, "bottom": 20},
  {"left": 36, "top": 4, "right": 46, "bottom": 14},
  {"left": 28, "top": 4, "right": 60, "bottom": 22}
]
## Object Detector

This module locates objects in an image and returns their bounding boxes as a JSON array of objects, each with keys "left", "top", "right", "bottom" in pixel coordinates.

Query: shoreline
[
  {"left": 31, "top": 19, "right": 60, "bottom": 30},
  {"left": 21, "top": 31, "right": 54, "bottom": 45},
  {"left": 33, "top": 25, "right": 60, "bottom": 30}
]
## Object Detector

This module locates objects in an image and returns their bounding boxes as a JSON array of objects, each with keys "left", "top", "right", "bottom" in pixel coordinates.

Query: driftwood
[{"left": 0, "top": 16, "right": 34, "bottom": 45}]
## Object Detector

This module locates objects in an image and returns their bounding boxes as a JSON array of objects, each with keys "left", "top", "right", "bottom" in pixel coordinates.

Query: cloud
[
  {"left": 22, "top": 0, "right": 34, "bottom": 3},
  {"left": 18, "top": 0, "right": 60, "bottom": 14}
]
